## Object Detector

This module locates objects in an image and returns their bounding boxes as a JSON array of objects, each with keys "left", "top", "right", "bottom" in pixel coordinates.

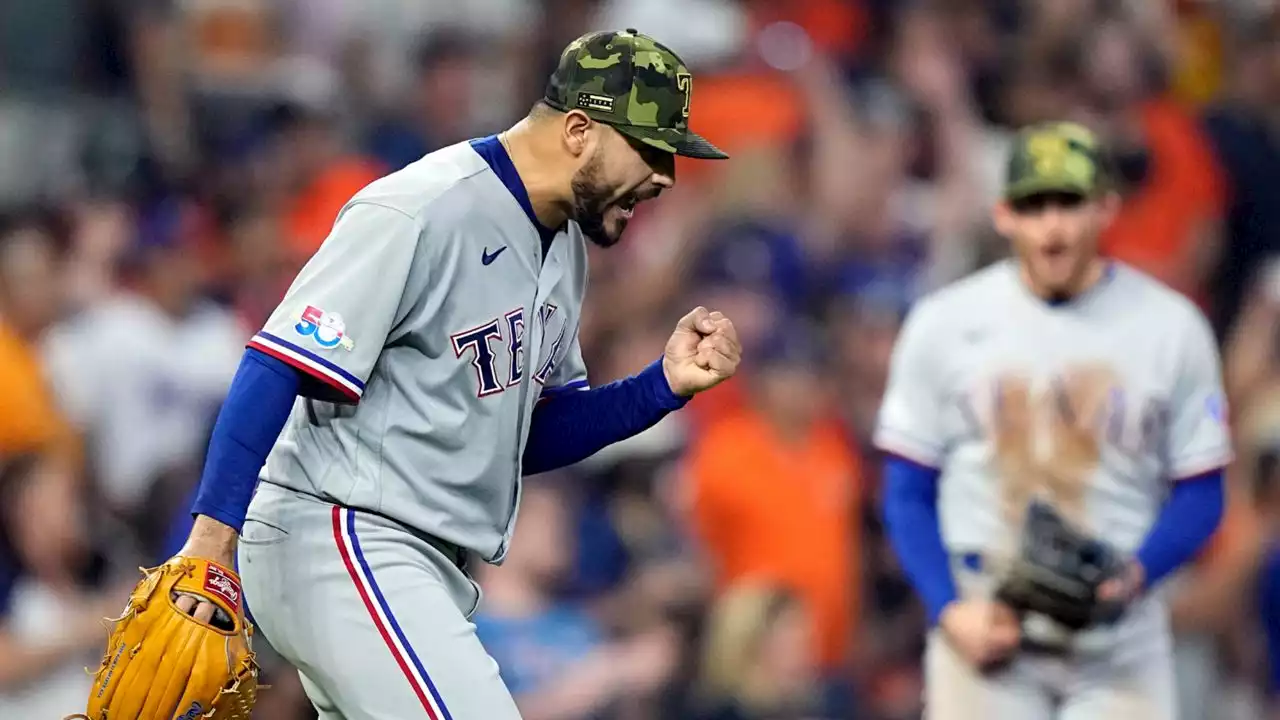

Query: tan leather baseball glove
[{"left": 66, "top": 557, "right": 259, "bottom": 720}]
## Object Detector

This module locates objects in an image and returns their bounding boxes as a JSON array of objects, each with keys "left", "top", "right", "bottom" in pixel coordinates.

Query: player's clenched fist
[
  {"left": 663, "top": 306, "right": 742, "bottom": 396},
  {"left": 939, "top": 599, "right": 1021, "bottom": 670}
]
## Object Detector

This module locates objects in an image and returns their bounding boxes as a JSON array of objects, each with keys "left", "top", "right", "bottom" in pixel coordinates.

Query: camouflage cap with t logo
[
  {"left": 543, "top": 29, "right": 729, "bottom": 160},
  {"left": 1005, "top": 121, "right": 1108, "bottom": 201}
]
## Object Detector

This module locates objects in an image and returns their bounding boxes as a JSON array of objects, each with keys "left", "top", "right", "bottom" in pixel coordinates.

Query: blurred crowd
[{"left": 3, "top": 0, "right": 1280, "bottom": 718}]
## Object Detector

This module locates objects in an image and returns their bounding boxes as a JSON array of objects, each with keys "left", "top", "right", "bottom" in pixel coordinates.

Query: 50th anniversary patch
[{"left": 294, "top": 304, "right": 355, "bottom": 351}]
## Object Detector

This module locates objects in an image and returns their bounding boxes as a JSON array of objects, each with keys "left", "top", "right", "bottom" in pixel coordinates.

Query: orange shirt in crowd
[
  {"left": 286, "top": 158, "right": 386, "bottom": 260},
  {"left": 675, "top": 72, "right": 805, "bottom": 185},
  {"left": 0, "top": 321, "right": 74, "bottom": 459},
  {"left": 674, "top": 0, "right": 864, "bottom": 186},
  {"left": 687, "top": 376, "right": 748, "bottom": 429},
  {"left": 685, "top": 408, "right": 861, "bottom": 669},
  {"left": 1100, "top": 99, "right": 1225, "bottom": 303}
]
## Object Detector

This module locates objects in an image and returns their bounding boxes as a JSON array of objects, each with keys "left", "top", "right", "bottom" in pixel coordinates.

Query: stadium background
[{"left": 1, "top": 0, "right": 1279, "bottom": 718}]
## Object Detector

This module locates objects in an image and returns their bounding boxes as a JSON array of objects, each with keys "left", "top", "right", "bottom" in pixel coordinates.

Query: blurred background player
[
  {"left": 877, "top": 121, "right": 1230, "bottom": 719},
  {"left": 4, "top": 2, "right": 1280, "bottom": 719}
]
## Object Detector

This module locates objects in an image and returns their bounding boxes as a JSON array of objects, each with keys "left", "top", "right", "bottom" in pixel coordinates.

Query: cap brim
[
  {"left": 670, "top": 131, "right": 730, "bottom": 159},
  {"left": 615, "top": 125, "right": 729, "bottom": 160}
]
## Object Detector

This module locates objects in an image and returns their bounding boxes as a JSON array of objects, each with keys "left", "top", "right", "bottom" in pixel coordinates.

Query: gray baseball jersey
[
  {"left": 874, "top": 260, "right": 1232, "bottom": 557},
  {"left": 247, "top": 137, "right": 589, "bottom": 563}
]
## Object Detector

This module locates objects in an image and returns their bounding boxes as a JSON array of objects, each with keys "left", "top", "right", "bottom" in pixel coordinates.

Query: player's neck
[
  {"left": 1020, "top": 258, "right": 1108, "bottom": 304},
  {"left": 499, "top": 122, "right": 572, "bottom": 230}
]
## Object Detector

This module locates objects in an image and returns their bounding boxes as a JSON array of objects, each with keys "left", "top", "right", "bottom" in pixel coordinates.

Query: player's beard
[{"left": 569, "top": 153, "right": 624, "bottom": 248}]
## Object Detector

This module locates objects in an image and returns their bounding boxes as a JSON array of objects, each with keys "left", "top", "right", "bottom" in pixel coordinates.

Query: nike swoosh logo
[{"left": 481, "top": 246, "right": 507, "bottom": 265}]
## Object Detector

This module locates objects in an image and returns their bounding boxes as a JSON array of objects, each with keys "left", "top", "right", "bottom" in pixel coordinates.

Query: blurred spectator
[
  {"left": 685, "top": 326, "right": 861, "bottom": 674},
  {"left": 0, "top": 210, "right": 80, "bottom": 469},
  {"left": 693, "top": 583, "right": 831, "bottom": 720},
  {"left": 0, "top": 454, "right": 125, "bottom": 719},
  {"left": 42, "top": 196, "right": 245, "bottom": 556},
  {"left": 312, "top": 0, "right": 538, "bottom": 117},
  {"left": 1224, "top": 257, "right": 1280, "bottom": 414},
  {"left": 181, "top": 0, "right": 277, "bottom": 91},
  {"left": 828, "top": 290, "right": 903, "bottom": 446},
  {"left": 1167, "top": 480, "right": 1268, "bottom": 720},
  {"left": 475, "top": 478, "right": 680, "bottom": 720},
  {"left": 568, "top": 320, "right": 699, "bottom": 602},
  {"left": 1212, "top": 254, "right": 1280, "bottom": 718},
  {"left": 1226, "top": 265, "right": 1280, "bottom": 716},
  {"left": 1080, "top": 18, "right": 1226, "bottom": 303},
  {"left": 1169, "top": 0, "right": 1226, "bottom": 106},
  {"left": 1202, "top": 12, "right": 1280, "bottom": 339},
  {"left": 247, "top": 93, "right": 384, "bottom": 263},
  {"left": 220, "top": 202, "right": 294, "bottom": 329},
  {"left": 680, "top": 226, "right": 792, "bottom": 427},
  {"left": 366, "top": 30, "right": 485, "bottom": 171},
  {"left": 61, "top": 201, "right": 138, "bottom": 311},
  {"left": 801, "top": 12, "right": 985, "bottom": 296},
  {"left": 0, "top": 0, "right": 170, "bottom": 204},
  {"left": 1214, "top": 382, "right": 1280, "bottom": 720},
  {"left": 1259, "top": 441, "right": 1280, "bottom": 715}
]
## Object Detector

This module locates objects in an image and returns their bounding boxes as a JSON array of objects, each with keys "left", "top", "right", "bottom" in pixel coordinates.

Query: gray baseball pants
[{"left": 238, "top": 482, "right": 523, "bottom": 719}]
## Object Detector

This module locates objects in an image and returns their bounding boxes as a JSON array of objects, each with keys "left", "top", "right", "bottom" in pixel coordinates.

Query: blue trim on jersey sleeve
[
  {"left": 882, "top": 455, "right": 956, "bottom": 626},
  {"left": 469, "top": 136, "right": 559, "bottom": 246},
  {"left": 539, "top": 379, "right": 590, "bottom": 398},
  {"left": 523, "top": 358, "right": 687, "bottom": 475},
  {"left": 191, "top": 348, "right": 301, "bottom": 533},
  {"left": 1135, "top": 469, "right": 1225, "bottom": 591},
  {"left": 256, "top": 331, "right": 365, "bottom": 390}
]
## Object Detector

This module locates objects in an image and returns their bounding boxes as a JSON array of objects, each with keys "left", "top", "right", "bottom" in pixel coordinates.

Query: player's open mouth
[
  {"left": 1042, "top": 242, "right": 1067, "bottom": 259},
  {"left": 616, "top": 195, "right": 637, "bottom": 219}
]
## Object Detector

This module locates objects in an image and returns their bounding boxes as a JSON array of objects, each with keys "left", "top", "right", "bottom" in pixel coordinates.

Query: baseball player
[
  {"left": 73, "top": 30, "right": 740, "bottom": 720},
  {"left": 876, "top": 122, "right": 1230, "bottom": 719}
]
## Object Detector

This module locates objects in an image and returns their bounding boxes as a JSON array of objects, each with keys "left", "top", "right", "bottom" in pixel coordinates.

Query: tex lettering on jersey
[{"left": 451, "top": 302, "right": 574, "bottom": 398}]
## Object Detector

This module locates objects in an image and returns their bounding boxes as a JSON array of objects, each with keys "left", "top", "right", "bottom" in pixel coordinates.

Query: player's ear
[
  {"left": 992, "top": 200, "right": 1016, "bottom": 237},
  {"left": 562, "top": 110, "right": 593, "bottom": 159},
  {"left": 1097, "top": 191, "right": 1121, "bottom": 227}
]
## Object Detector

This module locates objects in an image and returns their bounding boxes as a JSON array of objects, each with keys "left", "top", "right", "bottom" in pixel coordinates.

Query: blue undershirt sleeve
[
  {"left": 522, "top": 358, "right": 687, "bottom": 475},
  {"left": 1135, "top": 470, "right": 1225, "bottom": 590},
  {"left": 882, "top": 454, "right": 957, "bottom": 626},
  {"left": 190, "top": 348, "right": 300, "bottom": 533}
]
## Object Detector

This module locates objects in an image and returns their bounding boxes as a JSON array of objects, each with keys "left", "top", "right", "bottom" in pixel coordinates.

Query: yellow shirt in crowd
[{"left": 0, "top": 320, "right": 74, "bottom": 459}]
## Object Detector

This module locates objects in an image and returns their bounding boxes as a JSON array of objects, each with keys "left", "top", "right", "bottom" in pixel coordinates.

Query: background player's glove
[
  {"left": 995, "top": 501, "right": 1129, "bottom": 630},
  {"left": 66, "top": 557, "right": 259, "bottom": 720}
]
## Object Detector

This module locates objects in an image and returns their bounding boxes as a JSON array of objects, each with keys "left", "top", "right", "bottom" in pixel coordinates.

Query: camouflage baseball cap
[
  {"left": 544, "top": 29, "right": 728, "bottom": 160},
  {"left": 1005, "top": 121, "right": 1107, "bottom": 201}
]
